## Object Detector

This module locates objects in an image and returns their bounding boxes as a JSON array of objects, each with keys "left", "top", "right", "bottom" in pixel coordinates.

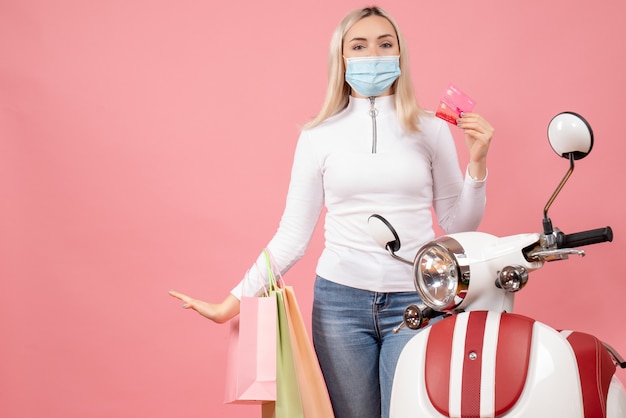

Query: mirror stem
[
  {"left": 543, "top": 153, "right": 576, "bottom": 234},
  {"left": 387, "top": 246, "right": 414, "bottom": 266}
]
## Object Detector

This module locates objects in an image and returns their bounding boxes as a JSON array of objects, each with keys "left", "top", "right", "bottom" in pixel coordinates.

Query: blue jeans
[{"left": 312, "top": 276, "right": 427, "bottom": 418}]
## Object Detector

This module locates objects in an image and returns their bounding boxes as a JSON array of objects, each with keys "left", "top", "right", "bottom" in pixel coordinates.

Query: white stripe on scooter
[
  {"left": 449, "top": 312, "right": 502, "bottom": 417},
  {"left": 480, "top": 311, "right": 501, "bottom": 417},
  {"left": 449, "top": 312, "right": 469, "bottom": 417}
]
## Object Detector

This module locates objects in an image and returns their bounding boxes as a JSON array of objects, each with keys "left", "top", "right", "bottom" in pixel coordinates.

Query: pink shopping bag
[{"left": 224, "top": 294, "right": 277, "bottom": 404}]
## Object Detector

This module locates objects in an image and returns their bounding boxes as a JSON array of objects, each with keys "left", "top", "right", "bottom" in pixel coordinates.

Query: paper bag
[
  {"left": 283, "top": 285, "right": 334, "bottom": 417},
  {"left": 224, "top": 294, "right": 277, "bottom": 404}
]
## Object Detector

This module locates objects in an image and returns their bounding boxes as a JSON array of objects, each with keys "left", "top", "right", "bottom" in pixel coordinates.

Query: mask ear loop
[{"left": 342, "top": 55, "right": 350, "bottom": 94}]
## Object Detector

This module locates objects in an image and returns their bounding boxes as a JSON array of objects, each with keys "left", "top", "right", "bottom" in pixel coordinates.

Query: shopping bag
[
  {"left": 224, "top": 293, "right": 277, "bottom": 404},
  {"left": 274, "top": 286, "right": 305, "bottom": 417},
  {"left": 283, "top": 285, "right": 334, "bottom": 417},
  {"left": 264, "top": 249, "right": 334, "bottom": 418}
]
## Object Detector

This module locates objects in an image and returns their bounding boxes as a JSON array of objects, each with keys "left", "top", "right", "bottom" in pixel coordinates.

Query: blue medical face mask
[{"left": 344, "top": 55, "right": 401, "bottom": 97}]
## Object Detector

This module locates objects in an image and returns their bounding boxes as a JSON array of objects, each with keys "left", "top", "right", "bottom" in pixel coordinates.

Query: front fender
[{"left": 390, "top": 311, "right": 625, "bottom": 417}]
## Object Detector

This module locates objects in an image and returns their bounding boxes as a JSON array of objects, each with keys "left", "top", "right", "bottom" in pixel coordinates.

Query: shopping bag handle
[{"left": 263, "top": 248, "right": 284, "bottom": 295}]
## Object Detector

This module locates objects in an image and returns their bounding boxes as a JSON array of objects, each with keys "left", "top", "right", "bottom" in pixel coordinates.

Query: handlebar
[{"left": 557, "top": 226, "right": 613, "bottom": 248}]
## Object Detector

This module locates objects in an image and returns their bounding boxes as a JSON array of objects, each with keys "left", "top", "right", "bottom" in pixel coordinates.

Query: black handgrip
[{"left": 557, "top": 226, "right": 613, "bottom": 248}]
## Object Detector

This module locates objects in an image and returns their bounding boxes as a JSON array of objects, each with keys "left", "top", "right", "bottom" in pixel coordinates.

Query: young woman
[{"left": 170, "top": 6, "right": 494, "bottom": 418}]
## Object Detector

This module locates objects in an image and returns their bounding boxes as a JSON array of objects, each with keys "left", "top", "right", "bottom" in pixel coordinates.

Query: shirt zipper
[{"left": 369, "top": 96, "right": 378, "bottom": 153}]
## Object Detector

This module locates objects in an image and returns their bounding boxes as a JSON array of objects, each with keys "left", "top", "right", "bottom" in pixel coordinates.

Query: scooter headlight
[{"left": 413, "top": 237, "right": 470, "bottom": 312}]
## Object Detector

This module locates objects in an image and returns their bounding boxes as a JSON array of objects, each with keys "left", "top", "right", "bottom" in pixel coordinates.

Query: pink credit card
[{"left": 435, "top": 84, "right": 476, "bottom": 125}]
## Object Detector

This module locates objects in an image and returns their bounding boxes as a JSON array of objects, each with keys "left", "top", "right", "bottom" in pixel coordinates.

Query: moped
[{"left": 369, "top": 112, "right": 626, "bottom": 417}]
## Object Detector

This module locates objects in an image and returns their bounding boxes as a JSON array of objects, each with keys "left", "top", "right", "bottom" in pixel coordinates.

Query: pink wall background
[{"left": 1, "top": 0, "right": 625, "bottom": 417}]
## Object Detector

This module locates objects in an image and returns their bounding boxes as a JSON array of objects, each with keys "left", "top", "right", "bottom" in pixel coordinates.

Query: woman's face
[{"left": 342, "top": 15, "right": 400, "bottom": 97}]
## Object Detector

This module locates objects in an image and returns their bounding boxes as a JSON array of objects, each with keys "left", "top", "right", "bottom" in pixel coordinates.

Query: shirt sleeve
[
  {"left": 230, "top": 130, "right": 325, "bottom": 299},
  {"left": 430, "top": 121, "right": 487, "bottom": 234}
]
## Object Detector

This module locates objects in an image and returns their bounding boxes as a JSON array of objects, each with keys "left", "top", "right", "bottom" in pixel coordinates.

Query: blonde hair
[{"left": 304, "top": 6, "right": 424, "bottom": 132}]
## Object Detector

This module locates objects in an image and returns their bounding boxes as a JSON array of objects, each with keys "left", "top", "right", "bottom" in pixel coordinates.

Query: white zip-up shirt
[{"left": 232, "top": 95, "right": 486, "bottom": 298}]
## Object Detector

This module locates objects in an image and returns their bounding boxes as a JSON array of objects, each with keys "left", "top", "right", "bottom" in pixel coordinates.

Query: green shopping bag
[
  {"left": 263, "top": 249, "right": 304, "bottom": 418},
  {"left": 261, "top": 249, "right": 334, "bottom": 418},
  {"left": 274, "top": 287, "right": 305, "bottom": 418}
]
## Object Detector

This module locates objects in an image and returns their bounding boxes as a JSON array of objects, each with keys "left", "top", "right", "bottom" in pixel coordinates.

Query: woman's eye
[
  {"left": 381, "top": 42, "right": 394, "bottom": 48},
  {"left": 352, "top": 45, "right": 365, "bottom": 50}
]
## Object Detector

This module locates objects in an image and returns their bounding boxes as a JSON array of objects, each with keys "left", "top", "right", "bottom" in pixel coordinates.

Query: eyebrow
[{"left": 348, "top": 34, "right": 396, "bottom": 43}]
